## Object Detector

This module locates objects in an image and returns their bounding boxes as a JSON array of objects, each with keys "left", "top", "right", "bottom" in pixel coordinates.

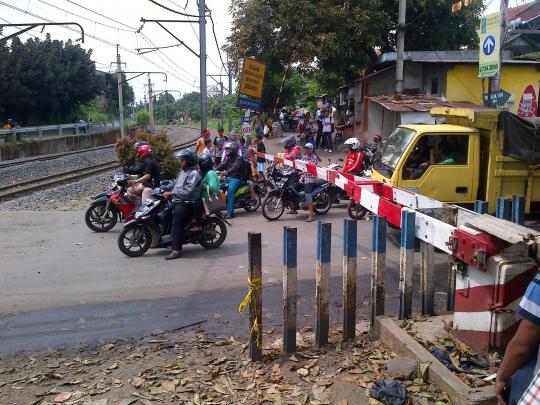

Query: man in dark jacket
[
  {"left": 216, "top": 141, "right": 244, "bottom": 219},
  {"left": 162, "top": 149, "right": 201, "bottom": 260}
]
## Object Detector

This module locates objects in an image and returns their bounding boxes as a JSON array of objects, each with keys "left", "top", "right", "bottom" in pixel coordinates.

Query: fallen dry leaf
[{"left": 53, "top": 392, "right": 72, "bottom": 403}]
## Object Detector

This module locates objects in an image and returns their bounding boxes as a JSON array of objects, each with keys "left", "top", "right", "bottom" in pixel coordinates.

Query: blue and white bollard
[
  {"left": 496, "top": 197, "right": 511, "bottom": 220},
  {"left": 343, "top": 219, "right": 357, "bottom": 342},
  {"left": 474, "top": 200, "right": 488, "bottom": 214},
  {"left": 512, "top": 195, "right": 525, "bottom": 225},
  {"left": 370, "top": 215, "right": 387, "bottom": 330},
  {"left": 283, "top": 226, "right": 297, "bottom": 353},
  {"left": 399, "top": 209, "right": 416, "bottom": 320},
  {"left": 316, "top": 221, "right": 331, "bottom": 347}
]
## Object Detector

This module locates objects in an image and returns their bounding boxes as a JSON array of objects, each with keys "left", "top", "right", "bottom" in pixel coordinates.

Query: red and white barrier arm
[{"left": 257, "top": 152, "right": 540, "bottom": 267}]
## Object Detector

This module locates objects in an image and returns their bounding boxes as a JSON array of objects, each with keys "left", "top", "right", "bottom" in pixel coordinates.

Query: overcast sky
[
  {"left": 0, "top": 0, "right": 530, "bottom": 103},
  {"left": 1, "top": 0, "right": 232, "bottom": 102}
]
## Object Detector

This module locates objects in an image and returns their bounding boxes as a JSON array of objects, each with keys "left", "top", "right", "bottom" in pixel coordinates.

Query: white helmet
[{"left": 344, "top": 137, "right": 360, "bottom": 150}]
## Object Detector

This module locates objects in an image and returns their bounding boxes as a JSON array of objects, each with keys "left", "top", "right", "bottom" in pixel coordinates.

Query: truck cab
[{"left": 372, "top": 124, "right": 480, "bottom": 204}]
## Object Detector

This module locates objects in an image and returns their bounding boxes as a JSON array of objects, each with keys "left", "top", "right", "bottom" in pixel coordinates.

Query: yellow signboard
[
  {"left": 239, "top": 58, "right": 266, "bottom": 99},
  {"left": 478, "top": 11, "right": 500, "bottom": 78}
]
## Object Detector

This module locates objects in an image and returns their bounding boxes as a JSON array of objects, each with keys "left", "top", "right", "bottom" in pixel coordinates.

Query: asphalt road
[{"left": 0, "top": 133, "right": 451, "bottom": 355}]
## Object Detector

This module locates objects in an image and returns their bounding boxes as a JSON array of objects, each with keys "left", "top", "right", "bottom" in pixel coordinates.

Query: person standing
[
  {"left": 254, "top": 134, "right": 266, "bottom": 180},
  {"left": 195, "top": 128, "right": 211, "bottom": 155},
  {"left": 302, "top": 143, "right": 319, "bottom": 222},
  {"left": 213, "top": 127, "right": 228, "bottom": 165},
  {"left": 321, "top": 109, "right": 334, "bottom": 152},
  {"left": 315, "top": 114, "right": 323, "bottom": 150},
  {"left": 253, "top": 112, "right": 263, "bottom": 138}
]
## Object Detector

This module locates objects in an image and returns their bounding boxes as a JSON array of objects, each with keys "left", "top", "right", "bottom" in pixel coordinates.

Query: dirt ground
[{"left": 0, "top": 321, "right": 450, "bottom": 405}]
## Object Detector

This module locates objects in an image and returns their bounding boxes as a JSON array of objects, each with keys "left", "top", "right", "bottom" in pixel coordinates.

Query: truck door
[{"left": 397, "top": 134, "right": 475, "bottom": 203}]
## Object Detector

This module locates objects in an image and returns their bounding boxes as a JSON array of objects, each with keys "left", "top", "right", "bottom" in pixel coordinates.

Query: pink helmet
[{"left": 137, "top": 144, "right": 153, "bottom": 160}]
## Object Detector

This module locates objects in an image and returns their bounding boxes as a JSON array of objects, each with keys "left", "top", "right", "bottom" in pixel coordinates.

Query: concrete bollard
[
  {"left": 474, "top": 200, "right": 488, "bottom": 214},
  {"left": 370, "top": 215, "right": 387, "bottom": 331},
  {"left": 248, "top": 232, "right": 262, "bottom": 362},
  {"left": 512, "top": 195, "right": 525, "bottom": 225},
  {"left": 399, "top": 209, "right": 415, "bottom": 320},
  {"left": 283, "top": 226, "right": 297, "bottom": 353},
  {"left": 316, "top": 221, "right": 331, "bottom": 347},
  {"left": 496, "top": 197, "right": 511, "bottom": 220},
  {"left": 342, "top": 219, "right": 357, "bottom": 342}
]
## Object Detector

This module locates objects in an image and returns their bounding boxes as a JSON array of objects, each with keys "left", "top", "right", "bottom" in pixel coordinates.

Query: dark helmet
[
  {"left": 223, "top": 141, "right": 238, "bottom": 157},
  {"left": 175, "top": 149, "right": 197, "bottom": 167},
  {"left": 198, "top": 152, "right": 214, "bottom": 170},
  {"left": 133, "top": 140, "right": 150, "bottom": 150},
  {"left": 283, "top": 135, "right": 296, "bottom": 150},
  {"left": 373, "top": 134, "right": 382, "bottom": 143}
]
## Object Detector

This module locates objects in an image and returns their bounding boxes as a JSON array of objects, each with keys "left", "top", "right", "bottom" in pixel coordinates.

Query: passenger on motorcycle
[
  {"left": 161, "top": 149, "right": 202, "bottom": 260},
  {"left": 283, "top": 136, "right": 301, "bottom": 214},
  {"left": 192, "top": 153, "right": 219, "bottom": 232},
  {"left": 123, "top": 144, "right": 160, "bottom": 203},
  {"left": 343, "top": 137, "right": 364, "bottom": 176},
  {"left": 216, "top": 142, "right": 244, "bottom": 219}
]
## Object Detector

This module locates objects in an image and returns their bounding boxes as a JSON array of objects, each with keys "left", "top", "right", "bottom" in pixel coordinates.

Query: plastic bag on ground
[{"left": 370, "top": 379, "right": 407, "bottom": 405}]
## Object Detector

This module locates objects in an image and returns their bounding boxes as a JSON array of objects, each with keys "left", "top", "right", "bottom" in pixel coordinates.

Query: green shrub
[
  {"left": 136, "top": 111, "right": 150, "bottom": 126},
  {"left": 115, "top": 128, "right": 180, "bottom": 180}
]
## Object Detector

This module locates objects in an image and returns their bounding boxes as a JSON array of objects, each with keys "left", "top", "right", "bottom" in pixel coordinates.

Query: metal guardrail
[{"left": 0, "top": 121, "right": 119, "bottom": 142}]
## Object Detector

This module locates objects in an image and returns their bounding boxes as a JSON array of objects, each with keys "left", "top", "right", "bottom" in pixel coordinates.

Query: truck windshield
[{"left": 375, "top": 127, "right": 416, "bottom": 173}]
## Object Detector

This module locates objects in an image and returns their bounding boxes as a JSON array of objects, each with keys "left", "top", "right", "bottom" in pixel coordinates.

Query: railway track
[{"left": 0, "top": 137, "right": 198, "bottom": 202}]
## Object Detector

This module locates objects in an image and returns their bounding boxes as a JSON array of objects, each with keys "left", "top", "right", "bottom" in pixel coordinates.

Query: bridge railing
[{"left": 0, "top": 121, "right": 119, "bottom": 142}]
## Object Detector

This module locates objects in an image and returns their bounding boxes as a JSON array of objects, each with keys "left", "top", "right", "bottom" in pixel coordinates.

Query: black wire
[
  {"left": 146, "top": 0, "right": 203, "bottom": 18},
  {"left": 207, "top": 12, "right": 229, "bottom": 75},
  {"left": 64, "top": 0, "right": 138, "bottom": 30}
]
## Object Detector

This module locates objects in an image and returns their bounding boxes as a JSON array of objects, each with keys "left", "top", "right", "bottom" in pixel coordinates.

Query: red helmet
[{"left": 137, "top": 144, "right": 153, "bottom": 160}]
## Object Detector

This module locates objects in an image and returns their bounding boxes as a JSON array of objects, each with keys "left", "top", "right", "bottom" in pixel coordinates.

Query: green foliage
[
  {"left": 115, "top": 128, "right": 180, "bottom": 179},
  {"left": 225, "top": 0, "right": 484, "bottom": 107},
  {"left": 104, "top": 73, "right": 135, "bottom": 115},
  {"left": 136, "top": 110, "right": 150, "bottom": 126},
  {"left": 0, "top": 35, "right": 99, "bottom": 125},
  {"left": 78, "top": 102, "right": 116, "bottom": 122}
]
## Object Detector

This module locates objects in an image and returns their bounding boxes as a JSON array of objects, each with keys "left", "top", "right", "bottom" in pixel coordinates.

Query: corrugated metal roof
[
  {"left": 375, "top": 50, "right": 540, "bottom": 65},
  {"left": 366, "top": 95, "right": 484, "bottom": 113}
]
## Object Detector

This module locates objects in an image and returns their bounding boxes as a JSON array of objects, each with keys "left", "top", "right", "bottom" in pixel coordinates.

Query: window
[
  {"left": 402, "top": 135, "right": 469, "bottom": 180},
  {"left": 431, "top": 78, "right": 439, "bottom": 96}
]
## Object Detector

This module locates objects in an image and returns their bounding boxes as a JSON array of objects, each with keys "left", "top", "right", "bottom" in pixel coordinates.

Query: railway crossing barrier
[{"left": 240, "top": 152, "right": 540, "bottom": 361}]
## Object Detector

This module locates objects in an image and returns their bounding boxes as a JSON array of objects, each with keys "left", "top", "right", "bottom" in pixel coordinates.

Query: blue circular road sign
[{"left": 482, "top": 35, "right": 496, "bottom": 56}]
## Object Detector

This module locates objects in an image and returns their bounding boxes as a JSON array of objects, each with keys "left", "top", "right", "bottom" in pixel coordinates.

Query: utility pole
[
  {"left": 116, "top": 45, "right": 125, "bottom": 138},
  {"left": 395, "top": 0, "right": 406, "bottom": 95},
  {"left": 164, "top": 90, "right": 168, "bottom": 124},
  {"left": 228, "top": 61, "right": 233, "bottom": 133},
  {"left": 199, "top": 0, "right": 207, "bottom": 133},
  {"left": 219, "top": 82, "right": 224, "bottom": 129},
  {"left": 490, "top": 0, "right": 509, "bottom": 93},
  {"left": 148, "top": 74, "right": 155, "bottom": 134}
]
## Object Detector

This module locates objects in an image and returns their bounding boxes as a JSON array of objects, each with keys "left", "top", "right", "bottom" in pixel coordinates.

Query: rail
[{"left": 0, "top": 121, "right": 120, "bottom": 142}]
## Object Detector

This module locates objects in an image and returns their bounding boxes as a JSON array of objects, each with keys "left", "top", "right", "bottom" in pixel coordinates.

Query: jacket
[
  {"left": 343, "top": 150, "right": 364, "bottom": 174},
  {"left": 216, "top": 154, "right": 244, "bottom": 179},
  {"left": 172, "top": 167, "right": 202, "bottom": 203}
]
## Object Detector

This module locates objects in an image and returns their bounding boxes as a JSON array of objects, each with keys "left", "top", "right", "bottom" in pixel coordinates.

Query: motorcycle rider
[
  {"left": 192, "top": 152, "right": 220, "bottom": 232},
  {"left": 301, "top": 143, "right": 319, "bottom": 222},
  {"left": 283, "top": 136, "right": 301, "bottom": 214},
  {"left": 216, "top": 141, "right": 244, "bottom": 219},
  {"left": 123, "top": 144, "right": 160, "bottom": 203},
  {"left": 343, "top": 137, "right": 364, "bottom": 176},
  {"left": 162, "top": 149, "right": 202, "bottom": 260}
]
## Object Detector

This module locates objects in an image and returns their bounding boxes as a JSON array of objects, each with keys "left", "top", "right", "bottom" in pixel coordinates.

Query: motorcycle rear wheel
[
  {"left": 313, "top": 190, "right": 333, "bottom": 215},
  {"left": 243, "top": 192, "right": 261, "bottom": 212},
  {"left": 85, "top": 202, "right": 117, "bottom": 232},
  {"left": 199, "top": 217, "right": 227, "bottom": 249},
  {"left": 262, "top": 194, "right": 285, "bottom": 221},
  {"left": 347, "top": 200, "right": 368, "bottom": 220},
  {"left": 118, "top": 224, "right": 152, "bottom": 257}
]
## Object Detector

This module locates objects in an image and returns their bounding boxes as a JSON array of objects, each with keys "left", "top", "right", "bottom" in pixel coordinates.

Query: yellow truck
[{"left": 371, "top": 107, "right": 540, "bottom": 214}]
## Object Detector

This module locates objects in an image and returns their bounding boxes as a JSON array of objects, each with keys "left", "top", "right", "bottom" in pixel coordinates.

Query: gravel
[
  {"left": 0, "top": 127, "right": 198, "bottom": 211},
  {"left": 0, "top": 170, "right": 115, "bottom": 211}
]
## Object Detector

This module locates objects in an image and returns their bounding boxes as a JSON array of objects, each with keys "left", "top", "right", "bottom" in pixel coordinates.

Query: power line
[
  {"left": 146, "top": 0, "right": 201, "bottom": 18},
  {"left": 1, "top": 1, "right": 198, "bottom": 87},
  {"left": 207, "top": 11, "right": 229, "bottom": 75},
  {"left": 63, "top": 0, "right": 138, "bottom": 31}
]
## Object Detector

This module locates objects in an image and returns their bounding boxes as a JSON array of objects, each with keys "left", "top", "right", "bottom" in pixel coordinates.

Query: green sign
[
  {"left": 479, "top": 11, "right": 501, "bottom": 78},
  {"left": 482, "top": 89, "right": 512, "bottom": 107}
]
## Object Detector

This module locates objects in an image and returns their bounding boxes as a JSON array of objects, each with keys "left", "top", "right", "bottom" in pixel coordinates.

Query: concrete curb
[{"left": 375, "top": 316, "right": 496, "bottom": 405}]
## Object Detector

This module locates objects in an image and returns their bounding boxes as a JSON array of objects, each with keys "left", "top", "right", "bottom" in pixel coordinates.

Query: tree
[
  {"left": 225, "top": 0, "right": 484, "bottom": 108},
  {"left": 105, "top": 73, "right": 135, "bottom": 116},
  {"left": 154, "top": 92, "right": 177, "bottom": 123},
  {"left": 0, "top": 34, "right": 100, "bottom": 125}
]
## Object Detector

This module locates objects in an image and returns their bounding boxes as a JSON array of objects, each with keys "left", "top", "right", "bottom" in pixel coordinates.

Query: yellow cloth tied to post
[{"left": 238, "top": 277, "right": 262, "bottom": 347}]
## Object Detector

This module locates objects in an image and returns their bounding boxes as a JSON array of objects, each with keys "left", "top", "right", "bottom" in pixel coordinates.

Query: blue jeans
[{"left": 225, "top": 177, "right": 241, "bottom": 215}]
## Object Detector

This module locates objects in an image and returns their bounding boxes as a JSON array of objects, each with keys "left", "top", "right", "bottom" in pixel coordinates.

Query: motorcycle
[
  {"left": 261, "top": 170, "right": 333, "bottom": 221},
  {"left": 327, "top": 159, "right": 370, "bottom": 221},
  {"left": 117, "top": 190, "right": 229, "bottom": 257},
  {"left": 85, "top": 173, "right": 136, "bottom": 232},
  {"left": 220, "top": 179, "right": 262, "bottom": 212}
]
